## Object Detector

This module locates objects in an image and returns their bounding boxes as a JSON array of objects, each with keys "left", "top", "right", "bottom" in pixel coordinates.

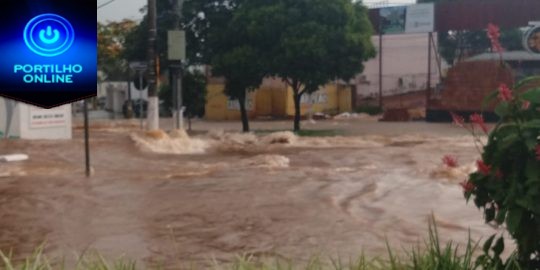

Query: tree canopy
[
  {"left": 98, "top": 20, "right": 137, "bottom": 80},
  {"left": 231, "top": 0, "right": 376, "bottom": 130},
  {"left": 183, "top": 0, "right": 265, "bottom": 132}
]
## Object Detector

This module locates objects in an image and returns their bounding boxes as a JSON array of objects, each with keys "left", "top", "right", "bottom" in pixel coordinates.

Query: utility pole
[
  {"left": 169, "top": 0, "right": 186, "bottom": 129},
  {"left": 147, "top": 0, "right": 159, "bottom": 130},
  {"left": 378, "top": 33, "right": 383, "bottom": 109},
  {"left": 426, "top": 32, "right": 432, "bottom": 111}
]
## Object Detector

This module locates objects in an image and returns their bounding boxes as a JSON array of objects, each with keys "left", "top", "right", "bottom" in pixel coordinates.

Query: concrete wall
[
  {"left": 102, "top": 81, "right": 148, "bottom": 113},
  {"left": 205, "top": 78, "right": 353, "bottom": 120},
  {"left": 0, "top": 97, "right": 72, "bottom": 139},
  {"left": 205, "top": 83, "right": 257, "bottom": 121},
  {"left": 355, "top": 33, "right": 444, "bottom": 99}
]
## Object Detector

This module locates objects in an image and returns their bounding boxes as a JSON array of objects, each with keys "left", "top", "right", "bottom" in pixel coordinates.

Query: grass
[{"left": 1, "top": 218, "right": 513, "bottom": 270}]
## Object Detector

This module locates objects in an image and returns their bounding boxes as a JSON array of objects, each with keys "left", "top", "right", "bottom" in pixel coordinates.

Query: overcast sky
[{"left": 97, "top": 0, "right": 416, "bottom": 22}]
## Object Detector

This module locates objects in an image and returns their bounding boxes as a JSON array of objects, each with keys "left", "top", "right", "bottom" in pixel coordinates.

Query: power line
[{"left": 97, "top": 0, "right": 117, "bottom": 10}]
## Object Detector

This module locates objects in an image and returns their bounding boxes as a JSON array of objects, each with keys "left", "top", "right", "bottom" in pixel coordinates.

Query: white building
[
  {"left": 101, "top": 81, "right": 148, "bottom": 114},
  {"left": 0, "top": 97, "right": 72, "bottom": 140},
  {"left": 355, "top": 33, "right": 446, "bottom": 98}
]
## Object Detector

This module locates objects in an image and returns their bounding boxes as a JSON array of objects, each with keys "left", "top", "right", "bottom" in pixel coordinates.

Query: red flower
[
  {"left": 470, "top": 113, "right": 489, "bottom": 134},
  {"left": 460, "top": 180, "right": 475, "bottom": 192},
  {"left": 487, "top": 23, "right": 504, "bottom": 54},
  {"left": 442, "top": 155, "right": 459, "bottom": 168},
  {"left": 450, "top": 112, "right": 465, "bottom": 127},
  {"left": 477, "top": 160, "right": 492, "bottom": 175},
  {"left": 498, "top": 83, "right": 513, "bottom": 102},
  {"left": 523, "top": 101, "right": 531, "bottom": 110},
  {"left": 536, "top": 145, "right": 540, "bottom": 161}
]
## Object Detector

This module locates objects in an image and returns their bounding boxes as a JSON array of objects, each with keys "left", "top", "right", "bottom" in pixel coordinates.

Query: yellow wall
[
  {"left": 205, "top": 83, "right": 257, "bottom": 121},
  {"left": 205, "top": 81, "right": 352, "bottom": 120},
  {"left": 338, "top": 85, "right": 353, "bottom": 113}
]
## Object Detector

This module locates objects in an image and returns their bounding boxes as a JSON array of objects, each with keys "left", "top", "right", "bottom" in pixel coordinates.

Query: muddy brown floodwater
[{"left": 0, "top": 119, "right": 504, "bottom": 268}]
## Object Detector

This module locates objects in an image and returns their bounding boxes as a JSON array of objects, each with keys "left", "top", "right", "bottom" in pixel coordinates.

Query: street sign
[
  {"left": 405, "top": 4, "right": 435, "bottom": 33},
  {"left": 168, "top": 30, "right": 186, "bottom": 61},
  {"left": 129, "top": 61, "right": 148, "bottom": 91},
  {"left": 133, "top": 75, "right": 148, "bottom": 91},
  {"left": 129, "top": 61, "right": 148, "bottom": 72}
]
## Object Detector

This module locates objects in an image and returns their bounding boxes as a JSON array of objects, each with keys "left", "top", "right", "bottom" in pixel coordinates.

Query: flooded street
[{"left": 0, "top": 119, "right": 501, "bottom": 268}]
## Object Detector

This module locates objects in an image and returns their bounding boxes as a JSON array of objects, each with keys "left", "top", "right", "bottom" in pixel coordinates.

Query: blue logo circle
[{"left": 24, "top": 14, "right": 75, "bottom": 57}]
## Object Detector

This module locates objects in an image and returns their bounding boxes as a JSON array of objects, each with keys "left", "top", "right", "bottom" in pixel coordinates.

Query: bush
[
  {"left": 441, "top": 24, "right": 540, "bottom": 269},
  {"left": 456, "top": 77, "right": 540, "bottom": 269}
]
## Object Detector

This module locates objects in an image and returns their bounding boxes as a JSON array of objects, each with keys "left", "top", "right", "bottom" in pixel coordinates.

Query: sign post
[
  {"left": 168, "top": 30, "right": 186, "bottom": 130},
  {"left": 83, "top": 98, "right": 90, "bottom": 177},
  {"left": 129, "top": 62, "right": 148, "bottom": 129}
]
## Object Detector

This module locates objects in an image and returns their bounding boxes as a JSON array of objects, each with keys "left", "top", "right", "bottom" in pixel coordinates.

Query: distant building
[
  {"left": 205, "top": 77, "right": 353, "bottom": 121},
  {"left": 354, "top": 33, "right": 444, "bottom": 105}
]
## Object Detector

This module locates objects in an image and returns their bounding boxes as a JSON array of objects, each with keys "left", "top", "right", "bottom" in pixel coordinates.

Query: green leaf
[
  {"left": 482, "top": 90, "right": 499, "bottom": 110},
  {"left": 524, "top": 137, "right": 539, "bottom": 151},
  {"left": 495, "top": 208, "right": 507, "bottom": 224},
  {"left": 497, "top": 133, "right": 519, "bottom": 152},
  {"left": 492, "top": 236, "right": 505, "bottom": 257},
  {"left": 483, "top": 234, "right": 496, "bottom": 254},
  {"left": 522, "top": 87, "right": 540, "bottom": 104},
  {"left": 526, "top": 159, "right": 540, "bottom": 184},
  {"left": 506, "top": 208, "right": 523, "bottom": 234},
  {"left": 494, "top": 103, "right": 510, "bottom": 117},
  {"left": 522, "top": 119, "right": 540, "bottom": 129},
  {"left": 514, "top": 76, "right": 540, "bottom": 91}
]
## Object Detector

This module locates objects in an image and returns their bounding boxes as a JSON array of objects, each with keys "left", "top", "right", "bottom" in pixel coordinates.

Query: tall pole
[
  {"left": 83, "top": 99, "right": 91, "bottom": 177},
  {"left": 171, "top": 0, "right": 185, "bottom": 130},
  {"left": 147, "top": 0, "right": 159, "bottom": 130},
  {"left": 426, "top": 32, "right": 433, "bottom": 110},
  {"left": 378, "top": 33, "right": 383, "bottom": 109}
]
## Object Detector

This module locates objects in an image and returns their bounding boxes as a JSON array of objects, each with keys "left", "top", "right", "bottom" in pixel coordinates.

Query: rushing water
[{"left": 0, "top": 121, "right": 503, "bottom": 268}]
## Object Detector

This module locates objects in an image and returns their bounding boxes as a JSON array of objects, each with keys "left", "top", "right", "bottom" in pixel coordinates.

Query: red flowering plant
[{"left": 447, "top": 24, "right": 540, "bottom": 269}]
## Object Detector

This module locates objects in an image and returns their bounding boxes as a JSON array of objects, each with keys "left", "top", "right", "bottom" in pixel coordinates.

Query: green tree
[
  {"left": 233, "top": 0, "right": 376, "bottom": 131},
  {"left": 212, "top": 46, "right": 265, "bottom": 132},
  {"left": 123, "top": 0, "right": 179, "bottom": 65},
  {"left": 98, "top": 20, "right": 137, "bottom": 80},
  {"left": 183, "top": 0, "right": 265, "bottom": 132}
]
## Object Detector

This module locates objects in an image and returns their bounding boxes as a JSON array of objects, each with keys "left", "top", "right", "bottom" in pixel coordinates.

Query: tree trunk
[
  {"left": 238, "top": 95, "right": 250, "bottom": 133},
  {"left": 293, "top": 89, "right": 303, "bottom": 132}
]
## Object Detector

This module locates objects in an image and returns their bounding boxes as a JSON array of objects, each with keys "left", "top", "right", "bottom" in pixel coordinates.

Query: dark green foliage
[
  {"left": 231, "top": 0, "right": 375, "bottom": 131},
  {"left": 98, "top": 21, "right": 137, "bottom": 80},
  {"left": 123, "top": 0, "right": 180, "bottom": 65},
  {"left": 183, "top": 0, "right": 265, "bottom": 132},
  {"left": 159, "top": 70, "right": 207, "bottom": 119},
  {"left": 464, "top": 77, "right": 540, "bottom": 268}
]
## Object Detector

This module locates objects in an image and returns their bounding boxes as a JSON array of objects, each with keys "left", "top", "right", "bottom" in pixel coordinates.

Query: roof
[{"left": 466, "top": 51, "right": 540, "bottom": 62}]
